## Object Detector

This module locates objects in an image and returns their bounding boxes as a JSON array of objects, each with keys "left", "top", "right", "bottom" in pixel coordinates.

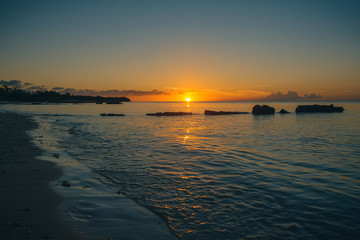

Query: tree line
[{"left": 0, "top": 86, "right": 131, "bottom": 103}]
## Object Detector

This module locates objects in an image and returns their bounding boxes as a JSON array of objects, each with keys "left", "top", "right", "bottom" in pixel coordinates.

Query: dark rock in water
[
  {"left": 279, "top": 109, "right": 290, "bottom": 114},
  {"left": 100, "top": 113, "right": 125, "bottom": 116},
  {"left": 146, "top": 112, "right": 192, "bottom": 116},
  {"left": 252, "top": 105, "right": 275, "bottom": 115},
  {"left": 204, "top": 110, "right": 249, "bottom": 115},
  {"left": 61, "top": 180, "right": 71, "bottom": 187},
  {"left": 295, "top": 104, "right": 344, "bottom": 113},
  {"left": 68, "top": 126, "right": 76, "bottom": 134}
]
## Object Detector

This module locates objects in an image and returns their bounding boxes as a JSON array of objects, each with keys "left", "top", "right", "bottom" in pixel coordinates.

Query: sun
[{"left": 185, "top": 97, "right": 191, "bottom": 102}]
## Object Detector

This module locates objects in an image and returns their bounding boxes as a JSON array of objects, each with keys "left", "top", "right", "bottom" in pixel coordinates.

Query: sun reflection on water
[{"left": 183, "top": 135, "right": 190, "bottom": 144}]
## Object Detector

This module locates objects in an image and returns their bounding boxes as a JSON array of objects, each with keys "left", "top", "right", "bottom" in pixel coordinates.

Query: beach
[
  {"left": 0, "top": 111, "right": 178, "bottom": 240},
  {"left": 0, "top": 112, "right": 84, "bottom": 239}
]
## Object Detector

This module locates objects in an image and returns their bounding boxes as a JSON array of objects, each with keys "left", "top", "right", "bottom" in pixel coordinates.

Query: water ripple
[{"left": 27, "top": 102, "right": 360, "bottom": 239}]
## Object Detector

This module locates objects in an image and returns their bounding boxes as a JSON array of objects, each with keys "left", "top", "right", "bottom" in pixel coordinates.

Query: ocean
[{"left": 1, "top": 101, "right": 359, "bottom": 239}]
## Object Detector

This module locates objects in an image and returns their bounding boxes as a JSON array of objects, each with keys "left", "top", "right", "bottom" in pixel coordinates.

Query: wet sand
[
  {"left": 0, "top": 112, "right": 84, "bottom": 239},
  {"left": 0, "top": 111, "right": 177, "bottom": 240}
]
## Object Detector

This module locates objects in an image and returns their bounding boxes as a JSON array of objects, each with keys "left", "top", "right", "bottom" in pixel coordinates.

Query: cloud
[
  {"left": 304, "top": 93, "right": 322, "bottom": 99},
  {"left": 263, "top": 91, "right": 303, "bottom": 101},
  {"left": 1, "top": 80, "right": 170, "bottom": 97},
  {"left": 55, "top": 87, "right": 169, "bottom": 97},
  {"left": 52, "top": 87, "right": 64, "bottom": 91},
  {"left": 100, "top": 89, "right": 169, "bottom": 96},
  {"left": 25, "top": 85, "right": 48, "bottom": 91},
  {"left": 262, "top": 91, "right": 322, "bottom": 101},
  {"left": 0, "top": 80, "right": 23, "bottom": 88}
]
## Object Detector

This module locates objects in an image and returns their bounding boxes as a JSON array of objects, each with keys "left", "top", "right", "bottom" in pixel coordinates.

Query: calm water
[{"left": 1, "top": 102, "right": 360, "bottom": 239}]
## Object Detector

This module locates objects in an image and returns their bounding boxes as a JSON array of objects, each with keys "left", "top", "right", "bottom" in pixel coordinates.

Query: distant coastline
[{"left": 0, "top": 86, "right": 131, "bottom": 103}]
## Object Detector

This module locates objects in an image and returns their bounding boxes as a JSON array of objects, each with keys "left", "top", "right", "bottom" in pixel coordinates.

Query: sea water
[{"left": 1, "top": 102, "right": 359, "bottom": 239}]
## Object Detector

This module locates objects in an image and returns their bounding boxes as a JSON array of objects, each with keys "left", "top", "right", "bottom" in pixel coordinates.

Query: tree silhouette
[{"left": 0, "top": 86, "right": 130, "bottom": 103}]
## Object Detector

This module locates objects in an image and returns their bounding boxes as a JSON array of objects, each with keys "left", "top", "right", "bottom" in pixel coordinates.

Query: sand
[
  {"left": 0, "top": 111, "right": 177, "bottom": 240},
  {"left": 0, "top": 112, "right": 84, "bottom": 239}
]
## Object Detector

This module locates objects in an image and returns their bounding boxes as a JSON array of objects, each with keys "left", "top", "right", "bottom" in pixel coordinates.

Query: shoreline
[
  {"left": 0, "top": 111, "right": 177, "bottom": 239},
  {"left": 0, "top": 112, "right": 84, "bottom": 239}
]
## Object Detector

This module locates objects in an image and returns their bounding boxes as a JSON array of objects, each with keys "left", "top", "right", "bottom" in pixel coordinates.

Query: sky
[{"left": 1, "top": 0, "right": 360, "bottom": 101}]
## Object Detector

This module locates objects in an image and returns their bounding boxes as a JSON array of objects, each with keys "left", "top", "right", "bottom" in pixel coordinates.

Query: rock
[
  {"left": 68, "top": 126, "right": 76, "bottom": 134},
  {"left": 295, "top": 104, "right": 344, "bottom": 113},
  {"left": 279, "top": 109, "right": 289, "bottom": 114},
  {"left": 61, "top": 180, "right": 71, "bottom": 187},
  {"left": 100, "top": 113, "right": 125, "bottom": 116},
  {"left": 146, "top": 112, "right": 192, "bottom": 116},
  {"left": 204, "top": 110, "right": 249, "bottom": 115},
  {"left": 252, "top": 105, "right": 275, "bottom": 115}
]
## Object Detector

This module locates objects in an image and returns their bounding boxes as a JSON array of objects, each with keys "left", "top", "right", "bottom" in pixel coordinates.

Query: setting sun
[{"left": 186, "top": 97, "right": 191, "bottom": 102}]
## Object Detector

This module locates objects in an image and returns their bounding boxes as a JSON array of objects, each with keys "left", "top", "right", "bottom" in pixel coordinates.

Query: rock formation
[
  {"left": 279, "top": 109, "right": 290, "bottom": 114},
  {"left": 295, "top": 104, "right": 344, "bottom": 113},
  {"left": 204, "top": 110, "right": 249, "bottom": 115},
  {"left": 252, "top": 105, "right": 275, "bottom": 115},
  {"left": 100, "top": 113, "right": 125, "bottom": 116}
]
